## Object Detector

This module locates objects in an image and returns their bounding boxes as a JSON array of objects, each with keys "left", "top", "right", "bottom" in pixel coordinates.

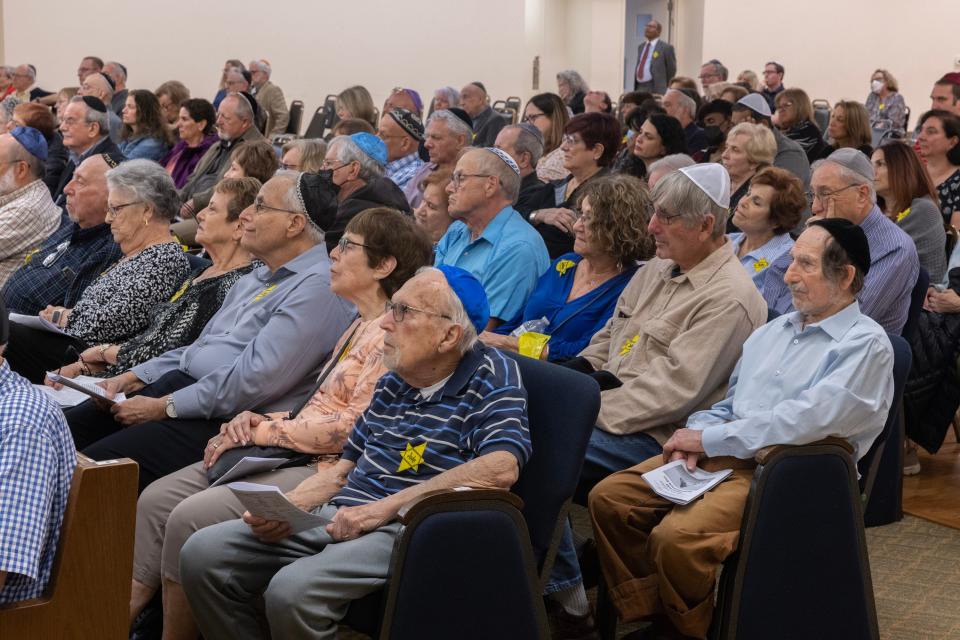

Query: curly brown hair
[
  {"left": 749, "top": 166, "right": 806, "bottom": 233},
  {"left": 344, "top": 207, "right": 434, "bottom": 298},
  {"left": 576, "top": 174, "right": 655, "bottom": 265}
]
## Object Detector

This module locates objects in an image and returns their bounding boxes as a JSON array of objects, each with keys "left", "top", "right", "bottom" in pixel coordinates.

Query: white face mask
[{"left": 871, "top": 79, "right": 884, "bottom": 94}]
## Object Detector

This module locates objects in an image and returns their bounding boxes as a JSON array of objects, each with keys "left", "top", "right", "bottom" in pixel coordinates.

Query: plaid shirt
[
  {"left": 385, "top": 152, "right": 425, "bottom": 190},
  {"left": 0, "top": 360, "right": 76, "bottom": 604},
  {"left": 0, "top": 180, "right": 62, "bottom": 288},
  {"left": 2, "top": 211, "right": 122, "bottom": 314}
]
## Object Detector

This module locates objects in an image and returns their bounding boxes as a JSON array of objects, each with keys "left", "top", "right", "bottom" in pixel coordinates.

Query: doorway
[{"left": 623, "top": 0, "right": 671, "bottom": 93}]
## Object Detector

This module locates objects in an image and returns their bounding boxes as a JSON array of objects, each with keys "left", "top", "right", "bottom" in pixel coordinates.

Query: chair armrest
[
  {"left": 754, "top": 437, "right": 854, "bottom": 465},
  {"left": 397, "top": 488, "right": 524, "bottom": 525}
]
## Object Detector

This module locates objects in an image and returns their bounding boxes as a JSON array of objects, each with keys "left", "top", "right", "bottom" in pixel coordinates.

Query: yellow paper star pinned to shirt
[
  {"left": 653, "top": 51, "right": 660, "bottom": 59},
  {"left": 555, "top": 259, "right": 576, "bottom": 276},
  {"left": 397, "top": 442, "right": 428, "bottom": 473},
  {"left": 753, "top": 257, "right": 769, "bottom": 273},
  {"left": 619, "top": 334, "right": 639, "bottom": 356}
]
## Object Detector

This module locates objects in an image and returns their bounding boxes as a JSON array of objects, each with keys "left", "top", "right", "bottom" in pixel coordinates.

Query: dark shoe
[{"left": 545, "top": 598, "right": 599, "bottom": 640}]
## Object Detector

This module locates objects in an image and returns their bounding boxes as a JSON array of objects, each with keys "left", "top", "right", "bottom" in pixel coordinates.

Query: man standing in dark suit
[{"left": 634, "top": 20, "right": 676, "bottom": 96}]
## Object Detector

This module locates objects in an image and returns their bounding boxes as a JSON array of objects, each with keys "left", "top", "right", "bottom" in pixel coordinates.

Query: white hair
[
  {"left": 272, "top": 169, "right": 324, "bottom": 243},
  {"left": 414, "top": 266, "right": 479, "bottom": 354},
  {"left": 426, "top": 109, "right": 472, "bottom": 144},
  {"left": 250, "top": 59, "right": 272, "bottom": 78},
  {"left": 647, "top": 154, "right": 695, "bottom": 176},
  {"left": 812, "top": 159, "right": 877, "bottom": 204},
  {"left": 328, "top": 135, "right": 385, "bottom": 181},
  {"left": 650, "top": 169, "right": 727, "bottom": 237},
  {"left": 666, "top": 89, "right": 696, "bottom": 119}
]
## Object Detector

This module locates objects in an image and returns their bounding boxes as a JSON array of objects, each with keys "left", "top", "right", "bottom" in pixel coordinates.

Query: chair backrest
[
  {"left": 715, "top": 445, "right": 879, "bottom": 640},
  {"left": 185, "top": 253, "right": 211, "bottom": 272},
  {"left": 508, "top": 355, "right": 600, "bottom": 581},
  {"left": 903, "top": 106, "right": 911, "bottom": 133},
  {"left": 812, "top": 99, "right": 831, "bottom": 133},
  {"left": 285, "top": 99, "right": 304, "bottom": 136},
  {"left": 302, "top": 106, "right": 327, "bottom": 140},
  {"left": 0, "top": 456, "right": 139, "bottom": 639},
  {"left": 901, "top": 267, "right": 929, "bottom": 342}
]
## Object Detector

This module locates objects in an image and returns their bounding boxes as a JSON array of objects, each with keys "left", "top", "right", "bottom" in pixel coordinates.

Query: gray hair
[
  {"left": 503, "top": 124, "right": 544, "bottom": 166},
  {"left": 0, "top": 96, "right": 19, "bottom": 124},
  {"left": 328, "top": 135, "right": 385, "bottom": 181},
  {"left": 557, "top": 69, "right": 589, "bottom": 95},
  {"left": 280, "top": 138, "right": 327, "bottom": 173},
  {"left": 812, "top": 159, "right": 877, "bottom": 204},
  {"left": 272, "top": 169, "right": 324, "bottom": 243},
  {"left": 7, "top": 132, "right": 43, "bottom": 178},
  {"left": 105, "top": 159, "right": 180, "bottom": 221},
  {"left": 415, "top": 266, "right": 479, "bottom": 354},
  {"left": 650, "top": 169, "right": 727, "bottom": 237},
  {"left": 223, "top": 92, "right": 254, "bottom": 123},
  {"left": 426, "top": 109, "right": 473, "bottom": 144},
  {"left": 434, "top": 86, "right": 460, "bottom": 109},
  {"left": 472, "top": 148, "right": 521, "bottom": 203},
  {"left": 250, "top": 59, "right": 272, "bottom": 78},
  {"left": 104, "top": 61, "right": 126, "bottom": 83},
  {"left": 648, "top": 154, "right": 695, "bottom": 176},
  {"left": 1, "top": 66, "right": 14, "bottom": 78},
  {"left": 18, "top": 64, "right": 36, "bottom": 81},
  {"left": 69, "top": 95, "right": 109, "bottom": 136},
  {"left": 665, "top": 89, "right": 696, "bottom": 119}
]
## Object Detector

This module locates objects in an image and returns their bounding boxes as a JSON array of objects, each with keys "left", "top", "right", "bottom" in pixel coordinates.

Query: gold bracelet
[{"left": 97, "top": 344, "right": 111, "bottom": 363}]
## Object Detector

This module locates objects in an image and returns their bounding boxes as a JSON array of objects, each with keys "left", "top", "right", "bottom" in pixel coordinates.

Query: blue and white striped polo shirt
[{"left": 332, "top": 344, "right": 531, "bottom": 507}]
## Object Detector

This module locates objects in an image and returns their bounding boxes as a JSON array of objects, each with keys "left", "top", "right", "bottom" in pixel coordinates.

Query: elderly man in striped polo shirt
[{"left": 180, "top": 266, "right": 533, "bottom": 640}]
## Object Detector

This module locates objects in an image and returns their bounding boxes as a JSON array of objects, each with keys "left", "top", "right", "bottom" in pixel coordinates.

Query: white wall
[
  {"left": 700, "top": 0, "right": 960, "bottom": 125},
  {"left": 2, "top": 0, "right": 531, "bottom": 118}
]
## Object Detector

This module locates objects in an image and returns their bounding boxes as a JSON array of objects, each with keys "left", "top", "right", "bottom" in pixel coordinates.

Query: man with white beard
[{"left": 0, "top": 127, "right": 61, "bottom": 287}]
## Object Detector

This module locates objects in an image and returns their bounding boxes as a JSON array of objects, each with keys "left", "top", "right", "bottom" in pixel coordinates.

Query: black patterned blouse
[
  {"left": 64, "top": 241, "right": 191, "bottom": 345},
  {"left": 938, "top": 169, "right": 960, "bottom": 225},
  {"left": 102, "top": 263, "right": 254, "bottom": 376}
]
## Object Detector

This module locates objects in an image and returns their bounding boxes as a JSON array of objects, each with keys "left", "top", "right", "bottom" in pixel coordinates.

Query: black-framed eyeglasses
[
  {"left": 451, "top": 172, "right": 492, "bottom": 189},
  {"left": 385, "top": 300, "right": 452, "bottom": 323},
  {"left": 805, "top": 184, "right": 859, "bottom": 206},
  {"left": 106, "top": 200, "right": 143, "bottom": 218},
  {"left": 522, "top": 113, "right": 546, "bottom": 124},
  {"left": 652, "top": 206, "right": 684, "bottom": 225},
  {"left": 337, "top": 237, "right": 369, "bottom": 253},
  {"left": 253, "top": 198, "right": 300, "bottom": 216}
]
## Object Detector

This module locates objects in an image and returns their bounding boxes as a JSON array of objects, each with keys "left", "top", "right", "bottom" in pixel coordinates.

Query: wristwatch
[
  {"left": 165, "top": 396, "right": 178, "bottom": 419},
  {"left": 528, "top": 211, "right": 538, "bottom": 223}
]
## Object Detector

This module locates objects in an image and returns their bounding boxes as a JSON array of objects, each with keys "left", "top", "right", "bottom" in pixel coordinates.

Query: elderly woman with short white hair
[
  {"left": 6, "top": 158, "right": 191, "bottom": 382},
  {"left": 721, "top": 122, "right": 777, "bottom": 231}
]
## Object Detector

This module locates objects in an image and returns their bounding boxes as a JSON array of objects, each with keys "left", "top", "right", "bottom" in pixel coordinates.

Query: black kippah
[
  {"left": 296, "top": 172, "right": 340, "bottom": 231},
  {"left": 388, "top": 108, "right": 424, "bottom": 141},
  {"left": 447, "top": 107, "right": 473, "bottom": 130},
  {"left": 809, "top": 218, "right": 871, "bottom": 276},
  {"left": 98, "top": 72, "right": 115, "bottom": 91},
  {"left": 81, "top": 95, "right": 107, "bottom": 113}
]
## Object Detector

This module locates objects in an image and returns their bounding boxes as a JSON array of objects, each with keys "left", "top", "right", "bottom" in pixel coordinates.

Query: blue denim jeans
[{"left": 544, "top": 427, "right": 664, "bottom": 594}]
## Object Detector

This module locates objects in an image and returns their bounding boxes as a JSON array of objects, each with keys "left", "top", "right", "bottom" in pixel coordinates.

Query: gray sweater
[{"left": 898, "top": 196, "right": 946, "bottom": 284}]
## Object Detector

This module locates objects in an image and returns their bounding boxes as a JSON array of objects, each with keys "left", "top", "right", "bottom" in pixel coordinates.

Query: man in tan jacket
[
  {"left": 544, "top": 163, "right": 767, "bottom": 634},
  {"left": 249, "top": 59, "right": 289, "bottom": 137}
]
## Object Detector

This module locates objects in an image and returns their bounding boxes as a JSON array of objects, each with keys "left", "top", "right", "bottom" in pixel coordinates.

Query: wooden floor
[{"left": 902, "top": 429, "right": 960, "bottom": 530}]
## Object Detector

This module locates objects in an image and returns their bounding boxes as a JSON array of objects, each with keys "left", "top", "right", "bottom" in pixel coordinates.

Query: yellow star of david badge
[{"left": 397, "top": 442, "right": 427, "bottom": 473}]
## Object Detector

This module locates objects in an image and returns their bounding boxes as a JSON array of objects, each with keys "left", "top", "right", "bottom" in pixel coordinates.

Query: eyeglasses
[
  {"left": 805, "top": 184, "right": 859, "bottom": 206},
  {"left": 523, "top": 113, "right": 546, "bottom": 124},
  {"left": 561, "top": 134, "right": 584, "bottom": 147},
  {"left": 60, "top": 117, "right": 92, "bottom": 127},
  {"left": 337, "top": 237, "right": 369, "bottom": 253},
  {"left": 385, "top": 300, "right": 452, "bottom": 323},
  {"left": 776, "top": 102, "right": 795, "bottom": 110},
  {"left": 320, "top": 159, "right": 352, "bottom": 172},
  {"left": 253, "top": 199, "right": 300, "bottom": 216},
  {"left": 652, "top": 206, "right": 685, "bottom": 225},
  {"left": 106, "top": 200, "right": 143, "bottom": 218},
  {"left": 279, "top": 162, "right": 300, "bottom": 171},
  {"left": 450, "top": 172, "right": 492, "bottom": 189}
]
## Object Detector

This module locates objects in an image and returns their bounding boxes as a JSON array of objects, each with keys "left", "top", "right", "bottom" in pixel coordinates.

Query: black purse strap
[{"left": 287, "top": 319, "right": 361, "bottom": 418}]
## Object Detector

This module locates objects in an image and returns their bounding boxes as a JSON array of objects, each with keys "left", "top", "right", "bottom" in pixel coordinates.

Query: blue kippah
[
  {"left": 436, "top": 265, "right": 490, "bottom": 333},
  {"left": 350, "top": 132, "right": 387, "bottom": 167},
  {"left": 10, "top": 126, "right": 48, "bottom": 161}
]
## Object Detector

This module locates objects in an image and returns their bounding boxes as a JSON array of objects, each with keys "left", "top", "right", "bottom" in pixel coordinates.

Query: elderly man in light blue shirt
[
  {"left": 589, "top": 218, "right": 894, "bottom": 639},
  {"left": 434, "top": 147, "right": 549, "bottom": 328},
  {"left": 68, "top": 172, "right": 355, "bottom": 491}
]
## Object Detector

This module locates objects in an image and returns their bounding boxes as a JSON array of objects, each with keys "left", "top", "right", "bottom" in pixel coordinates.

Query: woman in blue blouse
[
  {"left": 483, "top": 174, "right": 654, "bottom": 362},
  {"left": 118, "top": 90, "right": 173, "bottom": 161},
  {"left": 728, "top": 166, "right": 805, "bottom": 291}
]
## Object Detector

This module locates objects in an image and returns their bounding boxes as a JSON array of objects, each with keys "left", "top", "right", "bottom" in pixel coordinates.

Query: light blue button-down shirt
[
  {"left": 689, "top": 301, "right": 894, "bottom": 462},
  {"left": 434, "top": 206, "right": 550, "bottom": 322},
  {"left": 729, "top": 232, "right": 794, "bottom": 292},
  {"left": 132, "top": 243, "right": 356, "bottom": 419}
]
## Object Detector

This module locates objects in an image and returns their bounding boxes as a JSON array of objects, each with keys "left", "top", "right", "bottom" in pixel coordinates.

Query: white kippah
[
  {"left": 737, "top": 93, "right": 772, "bottom": 118},
  {"left": 679, "top": 163, "right": 731, "bottom": 208},
  {"left": 485, "top": 147, "right": 521, "bottom": 176}
]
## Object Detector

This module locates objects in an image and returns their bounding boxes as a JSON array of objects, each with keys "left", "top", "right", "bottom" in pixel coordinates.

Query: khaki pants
[{"left": 588, "top": 455, "right": 756, "bottom": 639}]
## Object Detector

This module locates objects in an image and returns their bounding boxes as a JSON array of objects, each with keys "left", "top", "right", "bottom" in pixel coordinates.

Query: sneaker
[
  {"left": 903, "top": 442, "right": 921, "bottom": 476},
  {"left": 545, "top": 599, "right": 598, "bottom": 640}
]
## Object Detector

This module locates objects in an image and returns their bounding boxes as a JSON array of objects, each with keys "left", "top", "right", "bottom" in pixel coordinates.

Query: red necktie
[{"left": 636, "top": 42, "right": 650, "bottom": 82}]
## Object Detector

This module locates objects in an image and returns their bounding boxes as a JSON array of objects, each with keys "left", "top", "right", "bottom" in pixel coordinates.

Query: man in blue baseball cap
[
  {"left": 0, "top": 127, "right": 62, "bottom": 287},
  {"left": 321, "top": 132, "right": 412, "bottom": 252},
  {"left": 181, "top": 265, "right": 532, "bottom": 640}
]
